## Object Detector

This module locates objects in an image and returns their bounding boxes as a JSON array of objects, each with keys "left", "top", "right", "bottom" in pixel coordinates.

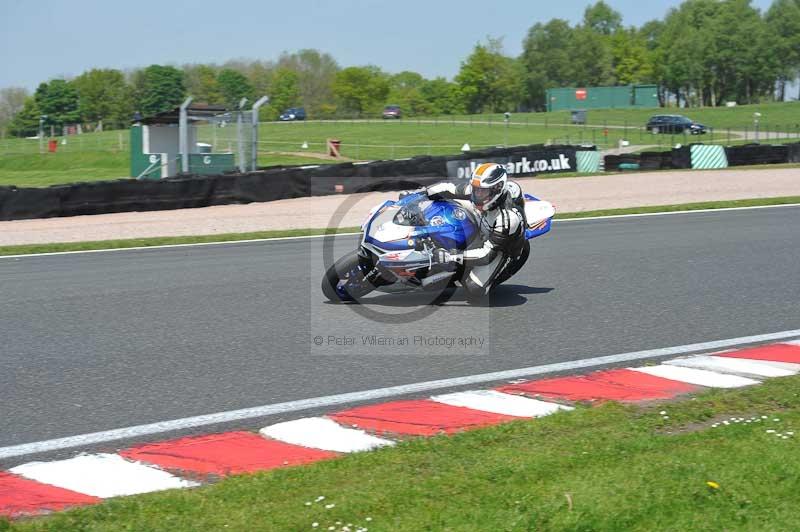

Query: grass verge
[
  {"left": 2, "top": 196, "right": 799, "bottom": 257},
  {"left": 6, "top": 375, "right": 800, "bottom": 531}
]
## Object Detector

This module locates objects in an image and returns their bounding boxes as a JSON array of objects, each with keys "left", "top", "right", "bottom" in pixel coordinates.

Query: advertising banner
[{"left": 445, "top": 148, "right": 579, "bottom": 179}]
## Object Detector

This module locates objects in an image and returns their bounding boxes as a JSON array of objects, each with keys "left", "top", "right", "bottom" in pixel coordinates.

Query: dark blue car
[
  {"left": 646, "top": 115, "right": 707, "bottom": 135},
  {"left": 279, "top": 107, "right": 306, "bottom": 121}
]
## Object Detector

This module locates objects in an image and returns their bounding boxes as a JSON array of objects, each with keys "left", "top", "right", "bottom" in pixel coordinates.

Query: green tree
[
  {"left": 520, "top": 19, "right": 576, "bottom": 109},
  {"left": 217, "top": 68, "right": 255, "bottom": 108},
  {"left": 261, "top": 68, "right": 301, "bottom": 120},
  {"left": 456, "top": 39, "right": 523, "bottom": 114},
  {"left": 765, "top": 0, "right": 800, "bottom": 100},
  {"left": 184, "top": 64, "right": 223, "bottom": 104},
  {"left": 0, "top": 87, "right": 29, "bottom": 136},
  {"left": 332, "top": 66, "right": 390, "bottom": 117},
  {"left": 277, "top": 49, "right": 339, "bottom": 116},
  {"left": 133, "top": 65, "right": 186, "bottom": 117},
  {"left": 708, "top": 0, "right": 779, "bottom": 104},
  {"left": 72, "top": 69, "right": 132, "bottom": 128},
  {"left": 419, "top": 78, "right": 465, "bottom": 115},
  {"left": 387, "top": 71, "right": 433, "bottom": 116},
  {"left": 8, "top": 96, "right": 41, "bottom": 137},
  {"left": 611, "top": 28, "right": 654, "bottom": 85},
  {"left": 246, "top": 60, "right": 275, "bottom": 97},
  {"left": 35, "top": 79, "right": 80, "bottom": 125},
  {"left": 583, "top": 1, "right": 623, "bottom": 35}
]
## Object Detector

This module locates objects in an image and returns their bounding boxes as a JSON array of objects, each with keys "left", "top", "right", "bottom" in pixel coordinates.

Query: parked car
[
  {"left": 279, "top": 107, "right": 306, "bottom": 121},
  {"left": 646, "top": 115, "right": 707, "bottom": 135},
  {"left": 382, "top": 105, "right": 402, "bottom": 119}
]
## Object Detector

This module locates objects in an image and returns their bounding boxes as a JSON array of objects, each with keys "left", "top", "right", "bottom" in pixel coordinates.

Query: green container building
[{"left": 546, "top": 85, "right": 659, "bottom": 112}]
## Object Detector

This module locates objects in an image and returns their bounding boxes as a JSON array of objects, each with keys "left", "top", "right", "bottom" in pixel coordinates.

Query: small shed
[{"left": 130, "top": 101, "right": 235, "bottom": 179}]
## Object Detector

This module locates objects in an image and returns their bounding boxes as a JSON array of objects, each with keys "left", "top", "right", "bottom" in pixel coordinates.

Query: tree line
[{"left": 2, "top": 0, "right": 799, "bottom": 137}]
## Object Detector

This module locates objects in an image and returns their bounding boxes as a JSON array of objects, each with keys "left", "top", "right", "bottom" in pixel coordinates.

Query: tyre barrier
[
  {"left": 603, "top": 142, "right": 799, "bottom": 173},
  {"left": 0, "top": 144, "right": 592, "bottom": 222}
]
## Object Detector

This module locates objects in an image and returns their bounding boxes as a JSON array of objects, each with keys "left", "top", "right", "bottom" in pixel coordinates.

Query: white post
[
  {"left": 179, "top": 97, "right": 193, "bottom": 174},
  {"left": 251, "top": 96, "right": 269, "bottom": 172}
]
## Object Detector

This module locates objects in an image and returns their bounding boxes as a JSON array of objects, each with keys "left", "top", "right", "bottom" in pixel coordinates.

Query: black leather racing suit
[{"left": 424, "top": 180, "right": 529, "bottom": 296}]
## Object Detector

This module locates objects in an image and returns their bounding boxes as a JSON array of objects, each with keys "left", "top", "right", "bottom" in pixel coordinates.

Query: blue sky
[{"left": 1, "top": 0, "right": 776, "bottom": 89}]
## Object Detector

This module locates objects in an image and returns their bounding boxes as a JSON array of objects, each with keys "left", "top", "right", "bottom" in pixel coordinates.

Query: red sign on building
[{"left": 575, "top": 89, "right": 587, "bottom": 100}]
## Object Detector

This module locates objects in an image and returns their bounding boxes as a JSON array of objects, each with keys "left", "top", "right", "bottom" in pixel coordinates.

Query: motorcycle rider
[{"left": 421, "top": 163, "right": 530, "bottom": 300}]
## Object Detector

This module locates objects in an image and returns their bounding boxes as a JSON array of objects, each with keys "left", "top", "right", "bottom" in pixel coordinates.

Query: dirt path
[{"left": 1, "top": 167, "right": 798, "bottom": 246}]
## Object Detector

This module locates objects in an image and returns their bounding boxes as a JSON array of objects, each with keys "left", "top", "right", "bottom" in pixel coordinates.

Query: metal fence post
[
  {"left": 38, "top": 116, "right": 45, "bottom": 154},
  {"left": 179, "top": 97, "right": 193, "bottom": 174},
  {"left": 236, "top": 97, "right": 247, "bottom": 173},
  {"left": 251, "top": 95, "right": 269, "bottom": 172}
]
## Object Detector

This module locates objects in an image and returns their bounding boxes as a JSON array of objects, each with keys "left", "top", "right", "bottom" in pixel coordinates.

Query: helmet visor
[{"left": 471, "top": 182, "right": 504, "bottom": 209}]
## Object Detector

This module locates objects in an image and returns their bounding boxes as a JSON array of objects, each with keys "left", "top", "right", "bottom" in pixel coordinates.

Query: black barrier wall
[{"left": 0, "top": 144, "right": 594, "bottom": 221}]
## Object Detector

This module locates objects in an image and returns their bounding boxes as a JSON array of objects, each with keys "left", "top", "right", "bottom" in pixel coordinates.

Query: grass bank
[
  {"left": 7, "top": 374, "right": 800, "bottom": 531},
  {"left": 2, "top": 196, "right": 798, "bottom": 257},
  {"left": 0, "top": 151, "right": 339, "bottom": 188}
]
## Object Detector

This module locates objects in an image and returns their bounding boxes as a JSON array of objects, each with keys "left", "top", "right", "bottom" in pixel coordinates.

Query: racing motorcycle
[{"left": 321, "top": 190, "right": 555, "bottom": 303}]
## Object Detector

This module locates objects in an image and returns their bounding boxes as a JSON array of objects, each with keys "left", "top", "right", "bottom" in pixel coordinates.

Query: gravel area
[{"left": 1, "top": 167, "right": 798, "bottom": 246}]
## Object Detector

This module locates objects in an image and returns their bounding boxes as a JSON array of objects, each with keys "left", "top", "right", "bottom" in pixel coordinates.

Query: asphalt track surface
[{"left": 2, "top": 206, "right": 799, "bottom": 464}]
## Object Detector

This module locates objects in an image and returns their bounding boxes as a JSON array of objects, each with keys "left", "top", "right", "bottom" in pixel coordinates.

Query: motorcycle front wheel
[{"left": 321, "top": 251, "right": 377, "bottom": 303}]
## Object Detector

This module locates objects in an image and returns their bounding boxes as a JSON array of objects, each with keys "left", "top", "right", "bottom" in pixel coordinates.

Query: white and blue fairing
[
  {"left": 361, "top": 192, "right": 555, "bottom": 257},
  {"left": 362, "top": 193, "right": 478, "bottom": 253}
]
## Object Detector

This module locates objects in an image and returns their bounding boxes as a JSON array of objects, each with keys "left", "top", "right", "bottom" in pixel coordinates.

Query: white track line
[
  {"left": 553, "top": 202, "right": 800, "bottom": 223},
  {"left": 10, "top": 453, "right": 197, "bottom": 498},
  {"left": 666, "top": 355, "right": 800, "bottom": 378},
  {"left": 260, "top": 417, "right": 394, "bottom": 453},
  {"left": 1, "top": 329, "right": 799, "bottom": 460},
  {"left": 631, "top": 365, "right": 761, "bottom": 388},
  {"left": 430, "top": 390, "right": 570, "bottom": 417},
  {"left": 2, "top": 203, "right": 798, "bottom": 260},
  {"left": 0, "top": 232, "right": 361, "bottom": 260}
]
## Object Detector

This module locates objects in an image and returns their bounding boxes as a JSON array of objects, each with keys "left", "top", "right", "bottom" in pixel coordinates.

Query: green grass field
[
  {"left": 6, "top": 373, "right": 800, "bottom": 531},
  {"left": 1, "top": 101, "right": 798, "bottom": 187},
  {"left": 435, "top": 101, "right": 800, "bottom": 131},
  {"left": 0, "top": 151, "right": 335, "bottom": 188}
]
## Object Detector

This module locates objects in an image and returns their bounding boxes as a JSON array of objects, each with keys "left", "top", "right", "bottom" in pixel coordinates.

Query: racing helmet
[{"left": 470, "top": 163, "right": 507, "bottom": 211}]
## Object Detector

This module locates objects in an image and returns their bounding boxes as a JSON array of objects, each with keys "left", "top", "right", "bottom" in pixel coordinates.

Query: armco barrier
[{"left": 0, "top": 144, "right": 595, "bottom": 222}]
